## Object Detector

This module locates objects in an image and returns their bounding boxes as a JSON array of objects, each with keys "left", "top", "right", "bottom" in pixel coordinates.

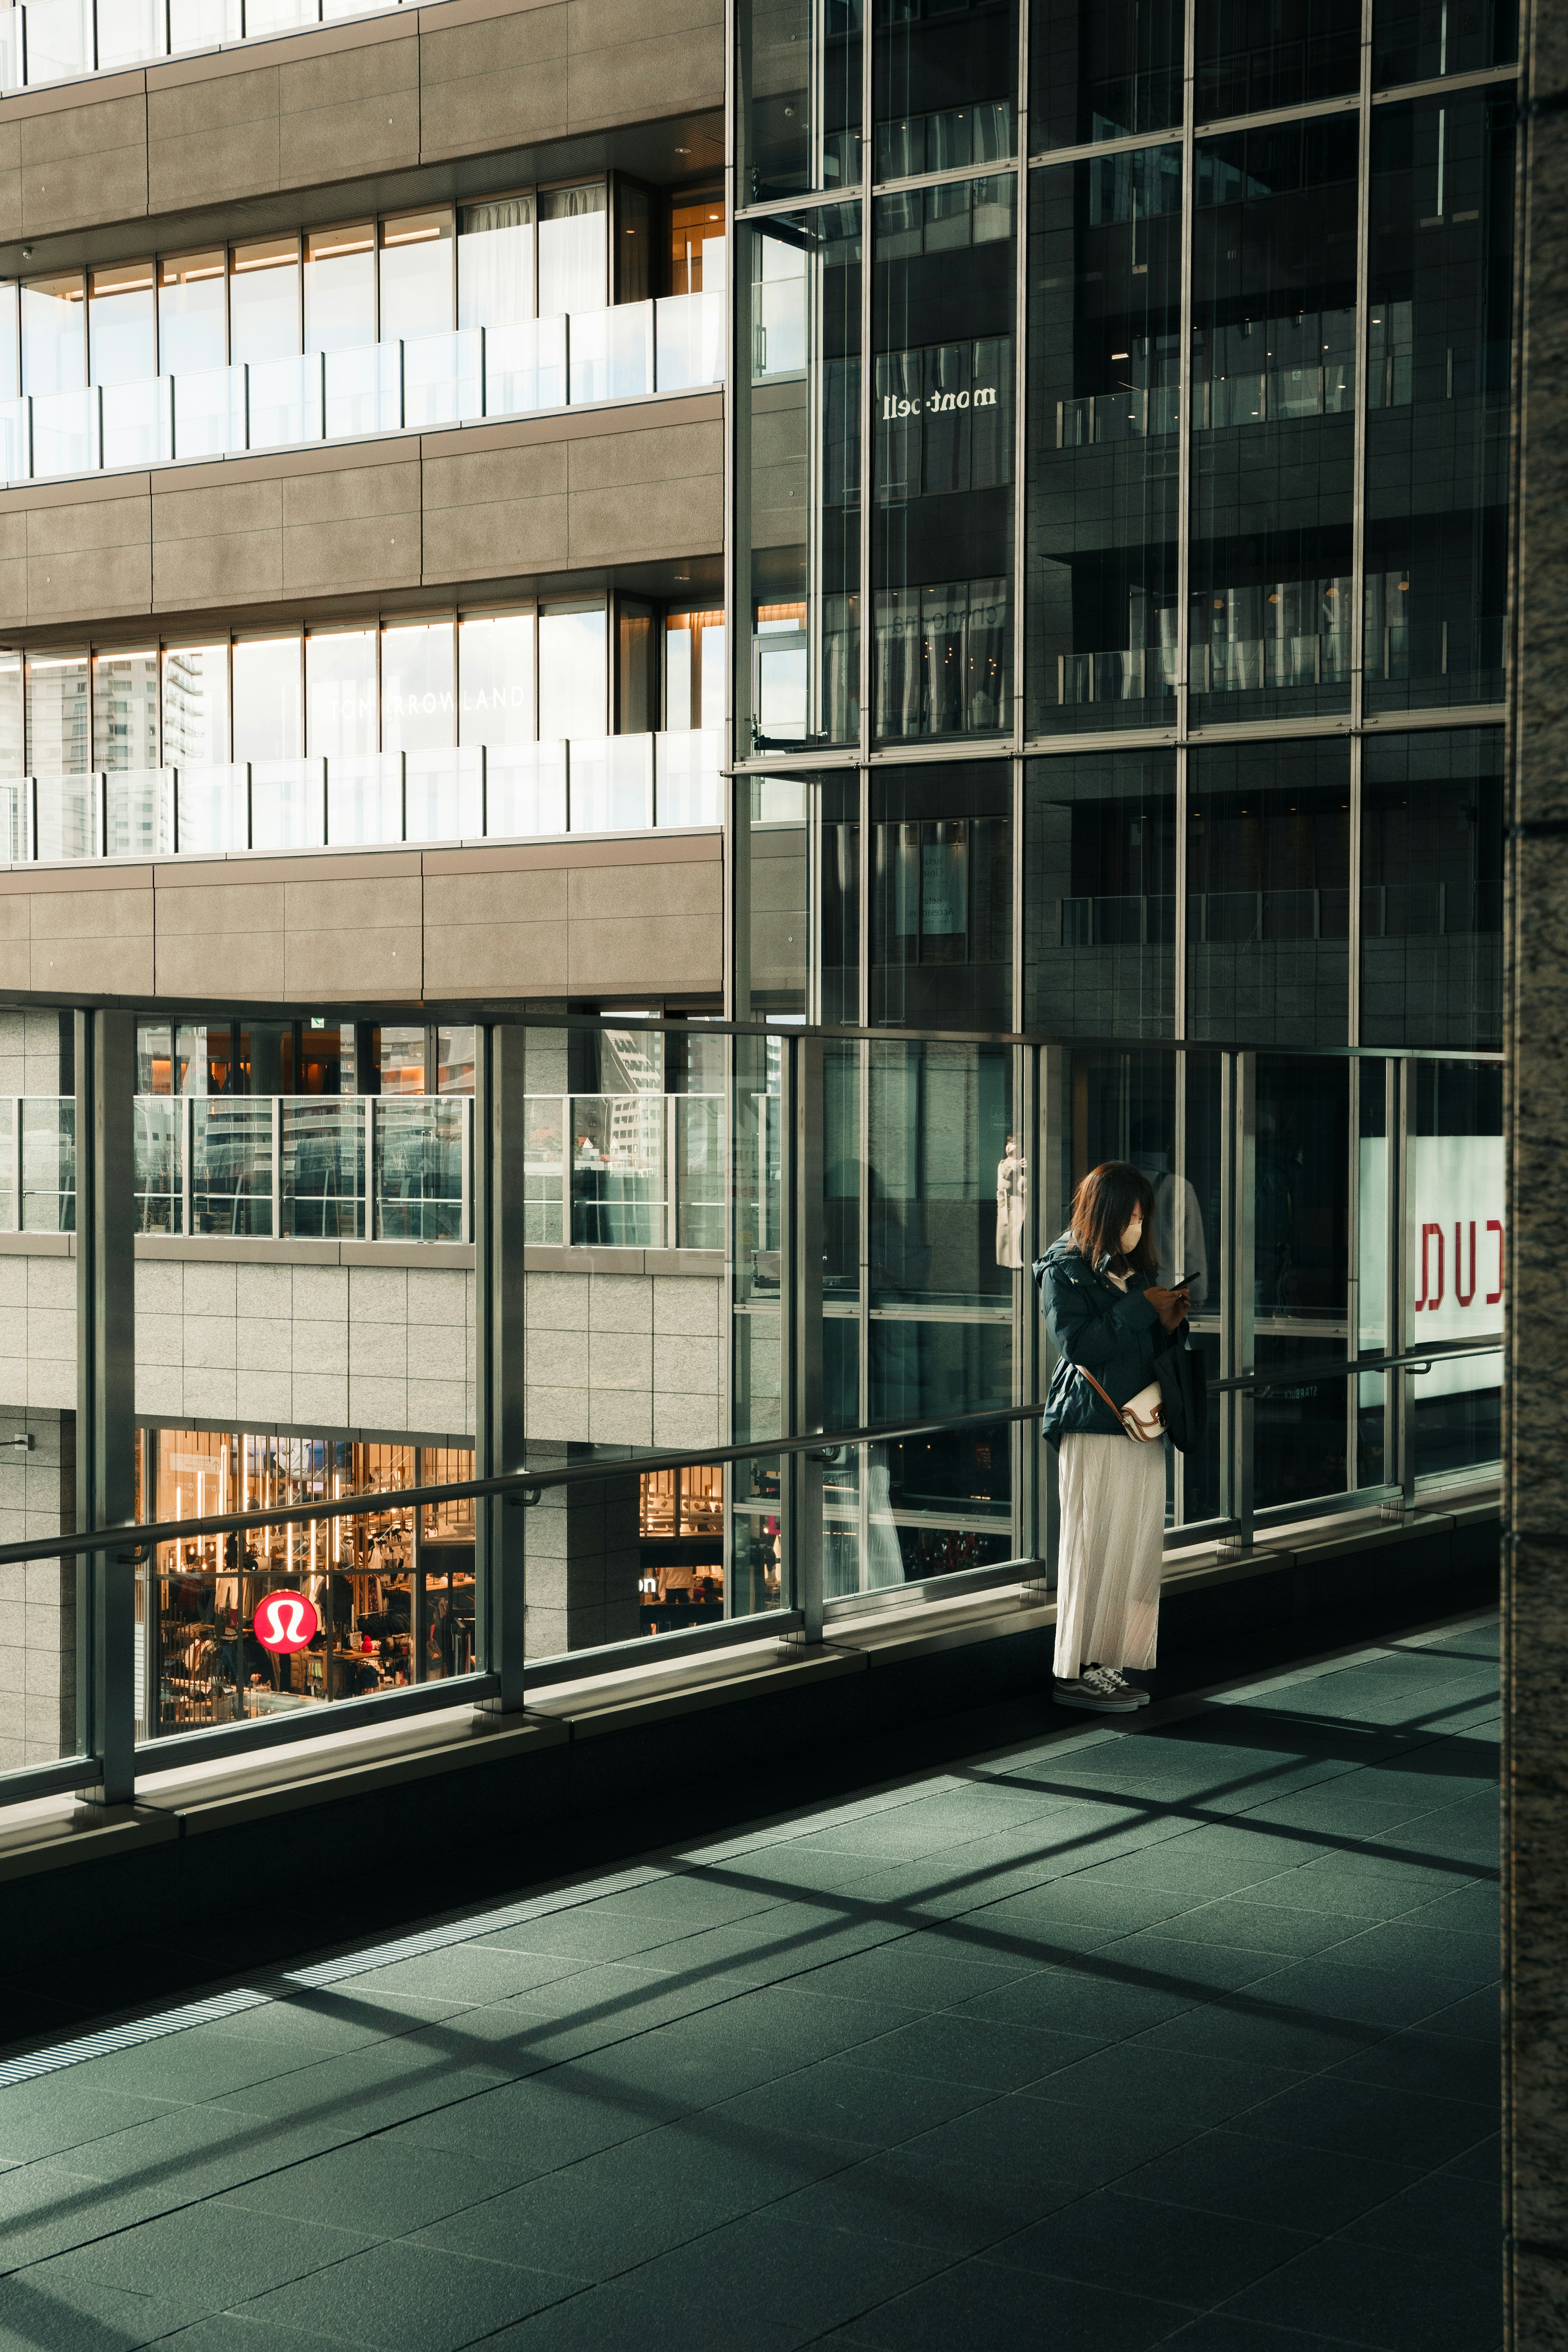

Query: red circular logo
[{"left": 254, "top": 1590, "right": 321, "bottom": 1654}]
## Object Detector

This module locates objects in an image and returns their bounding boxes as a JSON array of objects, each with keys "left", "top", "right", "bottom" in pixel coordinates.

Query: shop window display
[{"left": 137, "top": 1430, "right": 475, "bottom": 1739}]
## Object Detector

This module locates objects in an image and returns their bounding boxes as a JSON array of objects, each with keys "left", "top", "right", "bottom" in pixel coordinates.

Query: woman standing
[{"left": 1036, "top": 1162, "right": 1190, "bottom": 1714}]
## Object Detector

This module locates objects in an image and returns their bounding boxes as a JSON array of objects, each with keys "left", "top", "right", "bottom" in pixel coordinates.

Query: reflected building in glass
[{"left": 732, "top": 0, "right": 1513, "bottom": 1581}]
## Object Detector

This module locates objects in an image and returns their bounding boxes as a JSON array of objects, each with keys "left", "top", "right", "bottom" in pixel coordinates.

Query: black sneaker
[
  {"left": 1053, "top": 1669, "right": 1140, "bottom": 1713},
  {"left": 1098, "top": 1667, "right": 1151, "bottom": 1706}
]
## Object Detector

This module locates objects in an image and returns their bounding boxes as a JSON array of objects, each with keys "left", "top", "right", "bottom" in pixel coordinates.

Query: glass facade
[{"left": 732, "top": 0, "right": 1511, "bottom": 1596}]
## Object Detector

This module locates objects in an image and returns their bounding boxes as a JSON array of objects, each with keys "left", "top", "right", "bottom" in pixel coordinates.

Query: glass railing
[
  {"left": 11, "top": 1089, "right": 723, "bottom": 1251},
  {"left": 0, "top": 296, "right": 723, "bottom": 490},
  {"left": 16, "top": 1095, "right": 472, "bottom": 1243},
  {"left": 528, "top": 1092, "right": 726, "bottom": 1252},
  {"left": 0, "top": 732, "right": 721, "bottom": 868},
  {"left": 1189, "top": 636, "right": 1354, "bottom": 692},
  {"left": 0, "top": 0, "right": 450, "bottom": 92}
]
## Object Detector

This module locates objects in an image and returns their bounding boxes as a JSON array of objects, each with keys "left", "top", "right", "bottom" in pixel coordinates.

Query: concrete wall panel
[
  {"left": 20, "top": 89, "right": 148, "bottom": 236},
  {"left": 0, "top": 394, "right": 720, "bottom": 631},
  {"left": 565, "top": 0, "right": 724, "bottom": 128},
  {"left": 419, "top": 439, "right": 570, "bottom": 585},
  {"left": 276, "top": 23, "right": 421, "bottom": 187},
  {"left": 416, "top": 3, "right": 571, "bottom": 157},
  {"left": 147, "top": 60, "right": 281, "bottom": 209},
  {"left": 151, "top": 478, "right": 285, "bottom": 613}
]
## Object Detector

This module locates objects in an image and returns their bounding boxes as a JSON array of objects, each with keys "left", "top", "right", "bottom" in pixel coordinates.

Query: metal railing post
[
  {"left": 1233, "top": 1052, "right": 1257, "bottom": 1553},
  {"left": 782, "top": 1033, "right": 825, "bottom": 1642},
  {"left": 474, "top": 1025, "right": 530, "bottom": 1712},
  {"left": 76, "top": 1009, "right": 136, "bottom": 1807},
  {"left": 461, "top": 1092, "right": 473, "bottom": 1244}
]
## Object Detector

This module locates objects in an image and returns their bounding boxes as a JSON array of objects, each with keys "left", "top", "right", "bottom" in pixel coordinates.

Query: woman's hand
[{"left": 1144, "top": 1284, "right": 1190, "bottom": 1332}]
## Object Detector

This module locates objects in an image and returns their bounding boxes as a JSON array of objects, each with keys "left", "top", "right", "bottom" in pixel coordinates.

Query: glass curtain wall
[{"left": 731, "top": 0, "right": 1514, "bottom": 1590}]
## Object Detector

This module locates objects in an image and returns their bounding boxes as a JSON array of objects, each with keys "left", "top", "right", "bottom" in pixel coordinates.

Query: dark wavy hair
[{"left": 1069, "top": 1160, "right": 1157, "bottom": 1278}]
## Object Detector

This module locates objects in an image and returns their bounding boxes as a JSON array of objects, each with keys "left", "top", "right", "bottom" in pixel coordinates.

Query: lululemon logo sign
[{"left": 255, "top": 1591, "right": 320, "bottom": 1654}]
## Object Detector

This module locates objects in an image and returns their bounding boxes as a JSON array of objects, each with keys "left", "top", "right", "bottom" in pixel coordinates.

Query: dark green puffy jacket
[{"left": 1034, "top": 1236, "right": 1178, "bottom": 1444}]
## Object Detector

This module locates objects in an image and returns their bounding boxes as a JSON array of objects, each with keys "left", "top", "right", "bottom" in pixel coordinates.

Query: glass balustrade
[
  {"left": 191, "top": 1098, "right": 273, "bottom": 1236},
  {"left": 374, "top": 1097, "right": 466, "bottom": 1242},
  {"left": 524, "top": 1095, "right": 726, "bottom": 1251},
  {"left": 0, "top": 296, "right": 723, "bottom": 491},
  {"left": 0, "top": 1093, "right": 721, "bottom": 1254},
  {"left": 0, "top": 0, "right": 435, "bottom": 92},
  {"left": 0, "top": 731, "right": 720, "bottom": 868}
]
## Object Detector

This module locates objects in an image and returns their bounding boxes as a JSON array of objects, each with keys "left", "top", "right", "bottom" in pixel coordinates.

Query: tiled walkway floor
[{"left": 0, "top": 1615, "right": 1501, "bottom": 2352}]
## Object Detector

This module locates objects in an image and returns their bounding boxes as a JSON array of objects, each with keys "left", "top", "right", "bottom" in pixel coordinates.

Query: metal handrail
[
  {"left": 1211, "top": 1337, "right": 1503, "bottom": 1396},
  {"left": 0, "top": 1335, "right": 1503, "bottom": 1574},
  {"left": 0, "top": 1401, "right": 1044, "bottom": 1572}
]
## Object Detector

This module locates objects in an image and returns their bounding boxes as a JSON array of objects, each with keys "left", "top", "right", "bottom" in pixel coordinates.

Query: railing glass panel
[
  {"left": 0, "top": 777, "right": 28, "bottom": 862},
  {"left": 403, "top": 329, "right": 483, "bottom": 429},
  {"left": 250, "top": 757, "right": 325, "bottom": 851},
  {"left": 483, "top": 317, "right": 568, "bottom": 415},
  {"left": 32, "top": 386, "right": 98, "bottom": 479},
  {"left": 525, "top": 1096, "right": 568, "bottom": 1243},
  {"left": 655, "top": 290, "right": 724, "bottom": 394},
  {"left": 281, "top": 1098, "right": 364, "bottom": 1239},
  {"left": 247, "top": 0, "right": 321, "bottom": 32},
  {"left": 102, "top": 376, "right": 170, "bottom": 470},
  {"left": 0, "top": 397, "right": 28, "bottom": 481},
  {"left": 375, "top": 1096, "right": 466, "bottom": 1241},
  {"left": 97, "top": 0, "right": 166, "bottom": 65},
  {"left": 405, "top": 746, "right": 482, "bottom": 842},
  {"left": 322, "top": 344, "right": 388, "bottom": 441},
  {"left": 176, "top": 764, "right": 248, "bottom": 855},
  {"left": 570, "top": 734, "right": 655, "bottom": 833},
  {"left": 570, "top": 301, "right": 654, "bottom": 404},
  {"left": 655, "top": 729, "right": 723, "bottom": 827},
  {"left": 105, "top": 768, "right": 175, "bottom": 860},
  {"left": 571, "top": 1091, "right": 666, "bottom": 1247},
  {"left": 135, "top": 1098, "right": 181, "bottom": 1234},
  {"left": 191, "top": 1099, "right": 273, "bottom": 1237},
  {"left": 170, "top": 366, "right": 235, "bottom": 462},
  {"left": 169, "top": 0, "right": 243, "bottom": 46},
  {"left": 674, "top": 1096, "right": 725, "bottom": 1249},
  {"left": 20, "top": 1096, "right": 73, "bottom": 1232},
  {"left": 22, "top": 0, "right": 91, "bottom": 81},
  {"left": 325, "top": 753, "right": 403, "bottom": 847},
  {"left": 247, "top": 353, "right": 321, "bottom": 451},
  {"left": 485, "top": 742, "right": 568, "bottom": 839},
  {"left": 34, "top": 772, "right": 100, "bottom": 863}
]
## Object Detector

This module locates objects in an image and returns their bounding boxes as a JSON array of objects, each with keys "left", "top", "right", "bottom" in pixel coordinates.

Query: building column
[
  {"left": 522, "top": 1467, "right": 643, "bottom": 1659},
  {"left": 1505, "top": 9, "right": 1568, "bottom": 2340}
]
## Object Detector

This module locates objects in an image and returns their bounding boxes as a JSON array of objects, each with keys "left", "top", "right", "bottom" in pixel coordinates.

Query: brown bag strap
[{"left": 1071, "top": 1361, "right": 1138, "bottom": 1439}]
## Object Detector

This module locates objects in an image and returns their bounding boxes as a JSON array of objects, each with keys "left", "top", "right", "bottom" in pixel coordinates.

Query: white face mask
[{"left": 1120, "top": 1213, "right": 1143, "bottom": 1254}]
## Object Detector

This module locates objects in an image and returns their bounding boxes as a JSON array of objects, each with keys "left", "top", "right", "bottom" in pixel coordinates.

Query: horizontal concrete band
[
  {"left": 0, "top": 397, "right": 725, "bottom": 640},
  {"left": 0, "top": 824, "right": 725, "bottom": 1002},
  {"left": 0, "top": 1502, "right": 1501, "bottom": 1976}
]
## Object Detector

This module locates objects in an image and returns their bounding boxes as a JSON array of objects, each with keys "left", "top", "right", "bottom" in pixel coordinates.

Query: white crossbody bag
[{"left": 1072, "top": 1362, "right": 1166, "bottom": 1443}]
